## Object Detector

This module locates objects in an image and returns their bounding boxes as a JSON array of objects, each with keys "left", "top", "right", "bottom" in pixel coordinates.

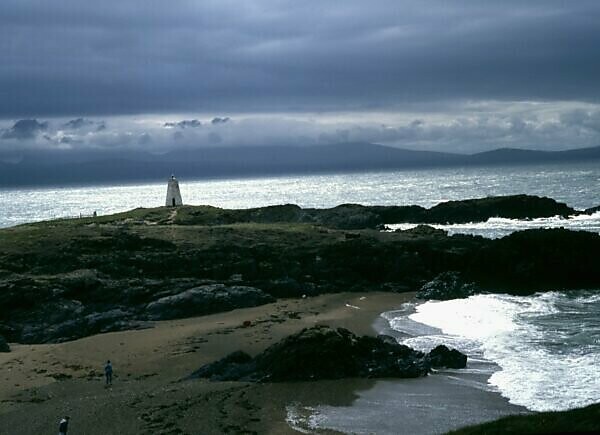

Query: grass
[{"left": 448, "top": 403, "right": 600, "bottom": 434}]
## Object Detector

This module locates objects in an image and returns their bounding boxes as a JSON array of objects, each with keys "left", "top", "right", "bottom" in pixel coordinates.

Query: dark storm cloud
[
  {"left": 211, "top": 117, "right": 230, "bottom": 125},
  {"left": 1, "top": 1, "right": 600, "bottom": 118},
  {"left": 63, "top": 118, "right": 92, "bottom": 129},
  {"left": 164, "top": 119, "right": 202, "bottom": 129},
  {"left": 1, "top": 119, "right": 48, "bottom": 140}
]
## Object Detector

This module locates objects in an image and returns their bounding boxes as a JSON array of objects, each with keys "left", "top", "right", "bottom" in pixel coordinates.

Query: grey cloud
[
  {"left": 211, "top": 117, "right": 230, "bottom": 125},
  {"left": 560, "top": 110, "right": 600, "bottom": 133},
  {"left": 3, "top": 101, "right": 600, "bottom": 157},
  {"left": 0, "top": 1, "right": 599, "bottom": 118},
  {"left": 164, "top": 119, "right": 202, "bottom": 129},
  {"left": 63, "top": 117, "right": 106, "bottom": 132},
  {"left": 59, "top": 135, "right": 83, "bottom": 145},
  {"left": 63, "top": 118, "right": 93, "bottom": 129},
  {"left": 1, "top": 119, "right": 48, "bottom": 140}
]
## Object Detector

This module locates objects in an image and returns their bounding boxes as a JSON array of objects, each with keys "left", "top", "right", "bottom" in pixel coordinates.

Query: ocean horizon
[{"left": 2, "top": 161, "right": 599, "bottom": 229}]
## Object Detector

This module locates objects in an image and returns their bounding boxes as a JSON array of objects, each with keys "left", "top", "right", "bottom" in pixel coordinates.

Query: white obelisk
[{"left": 165, "top": 175, "right": 183, "bottom": 207}]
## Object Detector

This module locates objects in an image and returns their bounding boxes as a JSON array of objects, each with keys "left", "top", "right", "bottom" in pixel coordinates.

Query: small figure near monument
[{"left": 166, "top": 175, "right": 183, "bottom": 207}]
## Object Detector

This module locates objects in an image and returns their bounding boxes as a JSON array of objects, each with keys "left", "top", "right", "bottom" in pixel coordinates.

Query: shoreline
[
  {"left": 298, "top": 299, "right": 528, "bottom": 435},
  {"left": 0, "top": 291, "right": 528, "bottom": 434},
  {"left": 0, "top": 292, "right": 413, "bottom": 434}
]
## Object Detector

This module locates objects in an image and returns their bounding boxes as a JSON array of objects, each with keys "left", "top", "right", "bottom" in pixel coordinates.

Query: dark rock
[
  {"left": 189, "top": 326, "right": 433, "bottom": 382},
  {"left": 15, "top": 299, "right": 84, "bottom": 342},
  {"left": 146, "top": 284, "right": 275, "bottom": 320},
  {"left": 584, "top": 205, "right": 600, "bottom": 215},
  {"left": 422, "top": 194, "right": 575, "bottom": 224},
  {"left": 471, "top": 229, "right": 600, "bottom": 292},
  {"left": 0, "top": 335, "right": 10, "bottom": 352},
  {"left": 417, "top": 272, "right": 478, "bottom": 300},
  {"left": 160, "top": 196, "right": 576, "bottom": 228},
  {"left": 57, "top": 269, "right": 103, "bottom": 293},
  {"left": 2, "top": 197, "right": 599, "bottom": 346},
  {"left": 189, "top": 350, "right": 253, "bottom": 381},
  {"left": 427, "top": 345, "right": 467, "bottom": 369},
  {"left": 377, "top": 334, "right": 399, "bottom": 346},
  {"left": 398, "top": 224, "right": 448, "bottom": 237}
]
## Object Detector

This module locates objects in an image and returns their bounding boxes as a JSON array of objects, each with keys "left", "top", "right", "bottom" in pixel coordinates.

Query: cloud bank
[
  {"left": 1, "top": 1, "right": 599, "bottom": 155},
  {"left": 2, "top": 102, "right": 600, "bottom": 159}
]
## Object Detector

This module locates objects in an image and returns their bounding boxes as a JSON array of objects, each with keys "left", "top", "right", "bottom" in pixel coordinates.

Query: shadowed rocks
[
  {"left": 146, "top": 284, "right": 275, "bottom": 320},
  {"left": 0, "top": 335, "right": 9, "bottom": 352},
  {"left": 171, "top": 194, "right": 577, "bottom": 229},
  {"left": 189, "top": 326, "right": 467, "bottom": 382},
  {"left": 428, "top": 345, "right": 468, "bottom": 369},
  {"left": 417, "top": 272, "right": 478, "bottom": 300},
  {"left": 0, "top": 195, "right": 598, "bottom": 344}
]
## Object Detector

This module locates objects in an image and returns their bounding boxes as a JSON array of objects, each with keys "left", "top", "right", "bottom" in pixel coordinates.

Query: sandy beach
[
  {"left": 0, "top": 291, "right": 525, "bottom": 434},
  {"left": 0, "top": 292, "right": 410, "bottom": 434}
]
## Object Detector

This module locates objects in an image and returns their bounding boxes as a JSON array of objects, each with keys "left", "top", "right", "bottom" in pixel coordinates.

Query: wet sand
[
  {"left": 0, "top": 291, "right": 524, "bottom": 434},
  {"left": 0, "top": 292, "right": 410, "bottom": 434}
]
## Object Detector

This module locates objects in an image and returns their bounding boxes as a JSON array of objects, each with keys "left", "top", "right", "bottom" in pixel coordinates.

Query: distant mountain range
[{"left": 1, "top": 143, "right": 599, "bottom": 187}]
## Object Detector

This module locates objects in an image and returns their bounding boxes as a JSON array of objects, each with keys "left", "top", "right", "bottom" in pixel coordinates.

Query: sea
[{"left": 2, "top": 161, "right": 600, "bottom": 432}]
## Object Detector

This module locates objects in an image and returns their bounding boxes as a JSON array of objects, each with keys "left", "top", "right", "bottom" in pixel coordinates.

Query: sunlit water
[
  {"left": 299, "top": 292, "right": 600, "bottom": 434},
  {"left": 389, "top": 291, "right": 600, "bottom": 412},
  {"left": 0, "top": 162, "right": 598, "bottom": 228}
]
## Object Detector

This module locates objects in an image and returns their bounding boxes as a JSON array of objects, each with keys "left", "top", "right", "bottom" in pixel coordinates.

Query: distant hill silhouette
[{"left": 1, "top": 143, "right": 599, "bottom": 187}]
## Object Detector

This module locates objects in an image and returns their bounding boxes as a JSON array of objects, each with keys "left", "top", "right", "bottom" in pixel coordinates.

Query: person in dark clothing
[
  {"left": 104, "top": 360, "right": 113, "bottom": 385},
  {"left": 58, "top": 416, "right": 70, "bottom": 435}
]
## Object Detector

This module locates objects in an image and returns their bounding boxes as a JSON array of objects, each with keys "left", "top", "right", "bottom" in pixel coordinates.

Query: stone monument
[{"left": 166, "top": 175, "right": 183, "bottom": 207}]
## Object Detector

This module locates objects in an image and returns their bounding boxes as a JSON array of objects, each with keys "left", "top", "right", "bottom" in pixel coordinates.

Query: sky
[{"left": 1, "top": 0, "right": 600, "bottom": 159}]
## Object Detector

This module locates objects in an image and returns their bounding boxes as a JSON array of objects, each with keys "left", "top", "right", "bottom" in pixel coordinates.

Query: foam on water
[
  {"left": 390, "top": 291, "right": 600, "bottom": 411},
  {"left": 388, "top": 212, "right": 600, "bottom": 238}
]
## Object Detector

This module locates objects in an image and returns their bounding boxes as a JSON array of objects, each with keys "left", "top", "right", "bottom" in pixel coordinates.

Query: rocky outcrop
[
  {"left": 584, "top": 205, "right": 600, "bottom": 215},
  {"left": 427, "top": 345, "right": 467, "bottom": 369},
  {"left": 189, "top": 326, "right": 467, "bottom": 382},
  {"left": 0, "top": 335, "right": 9, "bottom": 352},
  {"left": 15, "top": 304, "right": 150, "bottom": 344},
  {"left": 171, "top": 195, "right": 576, "bottom": 228},
  {"left": 417, "top": 272, "right": 478, "bottom": 300},
  {"left": 398, "top": 224, "right": 448, "bottom": 237},
  {"left": 421, "top": 194, "right": 574, "bottom": 224},
  {"left": 1, "top": 196, "right": 598, "bottom": 345},
  {"left": 469, "top": 228, "right": 600, "bottom": 291},
  {"left": 146, "top": 284, "right": 275, "bottom": 320}
]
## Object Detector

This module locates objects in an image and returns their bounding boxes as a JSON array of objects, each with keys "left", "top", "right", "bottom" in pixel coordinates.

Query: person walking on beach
[
  {"left": 58, "top": 416, "right": 70, "bottom": 435},
  {"left": 104, "top": 360, "right": 113, "bottom": 386}
]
